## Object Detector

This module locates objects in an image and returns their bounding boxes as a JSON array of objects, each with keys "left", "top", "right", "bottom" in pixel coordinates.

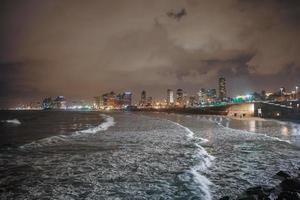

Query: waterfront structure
[
  {"left": 219, "top": 77, "right": 226, "bottom": 101},
  {"left": 167, "top": 89, "right": 174, "bottom": 106}
]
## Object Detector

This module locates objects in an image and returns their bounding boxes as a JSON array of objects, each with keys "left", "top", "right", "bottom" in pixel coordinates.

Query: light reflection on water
[
  {"left": 281, "top": 126, "right": 289, "bottom": 136},
  {"left": 249, "top": 120, "right": 256, "bottom": 132}
]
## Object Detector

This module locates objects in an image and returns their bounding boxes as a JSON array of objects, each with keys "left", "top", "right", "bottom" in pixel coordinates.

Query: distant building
[
  {"left": 167, "top": 89, "right": 174, "bottom": 106},
  {"left": 176, "top": 89, "right": 184, "bottom": 107},
  {"left": 121, "top": 92, "right": 132, "bottom": 107},
  {"left": 261, "top": 90, "right": 266, "bottom": 101},
  {"left": 107, "top": 91, "right": 116, "bottom": 108},
  {"left": 198, "top": 88, "right": 207, "bottom": 104},
  {"left": 189, "top": 96, "right": 197, "bottom": 107},
  {"left": 145, "top": 96, "right": 152, "bottom": 107},
  {"left": 94, "top": 96, "right": 102, "bottom": 109},
  {"left": 219, "top": 77, "right": 226, "bottom": 100},
  {"left": 42, "top": 97, "right": 53, "bottom": 109},
  {"left": 140, "top": 90, "right": 147, "bottom": 107},
  {"left": 29, "top": 101, "right": 41, "bottom": 109},
  {"left": 207, "top": 89, "right": 217, "bottom": 99},
  {"left": 53, "top": 96, "right": 66, "bottom": 109}
]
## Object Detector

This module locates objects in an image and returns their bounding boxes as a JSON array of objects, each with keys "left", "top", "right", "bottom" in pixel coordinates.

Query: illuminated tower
[
  {"left": 219, "top": 77, "right": 226, "bottom": 100},
  {"left": 122, "top": 92, "right": 132, "bottom": 107},
  {"left": 140, "top": 90, "right": 146, "bottom": 106},
  {"left": 176, "top": 89, "right": 184, "bottom": 106},
  {"left": 167, "top": 89, "right": 174, "bottom": 106}
]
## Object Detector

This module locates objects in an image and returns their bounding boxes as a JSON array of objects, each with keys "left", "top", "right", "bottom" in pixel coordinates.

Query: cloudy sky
[{"left": 1, "top": 0, "right": 300, "bottom": 107}]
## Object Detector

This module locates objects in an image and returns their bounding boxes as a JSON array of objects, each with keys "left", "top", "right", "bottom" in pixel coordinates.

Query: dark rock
[
  {"left": 280, "top": 178, "right": 300, "bottom": 192},
  {"left": 278, "top": 191, "right": 300, "bottom": 200},
  {"left": 237, "top": 195, "right": 258, "bottom": 200},
  {"left": 246, "top": 186, "right": 272, "bottom": 194},
  {"left": 219, "top": 196, "right": 230, "bottom": 200},
  {"left": 275, "top": 171, "right": 291, "bottom": 180}
]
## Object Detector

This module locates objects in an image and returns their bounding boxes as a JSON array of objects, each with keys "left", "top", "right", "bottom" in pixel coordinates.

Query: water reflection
[
  {"left": 281, "top": 126, "right": 289, "bottom": 137},
  {"left": 249, "top": 120, "right": 256, "bottom": 132}
]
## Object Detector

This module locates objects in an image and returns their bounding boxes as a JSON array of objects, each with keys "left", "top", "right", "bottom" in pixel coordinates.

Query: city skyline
[{"left": 1, "top": 0, "right": 300, "bottom": 107}]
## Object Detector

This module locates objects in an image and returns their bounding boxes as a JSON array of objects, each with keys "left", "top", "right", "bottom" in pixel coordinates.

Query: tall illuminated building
[
  {"left": 176, "top": 89, "right": 184, "bottom": 106},
  {"left": 167, "top": 89, "right": 174, "bottom": 106},
  {"left": 219, "top": 77, "right": 226, "bottom": 100},
  {"left": 198, "top": 88, "right": 207, "bottom": 103},
  {"left": 122, "top": 92, "right": 132, "bottom": 107},
  {"left": 140, "top": 90, "right": 146, "bottom": 106}
]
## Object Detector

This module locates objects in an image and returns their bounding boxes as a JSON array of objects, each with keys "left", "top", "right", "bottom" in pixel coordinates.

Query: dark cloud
[
  {"left": 167, "top": 8, "right": 187, "bottom": 21},
  {"left": 0, "top": 0, "right": 300, "bottom": 107}
]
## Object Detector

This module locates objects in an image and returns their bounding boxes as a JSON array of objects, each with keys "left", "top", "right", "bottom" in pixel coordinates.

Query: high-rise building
[
  {"left": 140, "top": 90, "right": 146, "bottom": 106},
  {"left": 176, "top": 89, "right": 184, "bottom": 106},
  {"left": 219, "top": 77, "right": 226, "bottom": 100},
  {"left": 122, "top": 92, "right": 132, "bottom": 107},
  {"left": 107, "top": 91, "right": 116, "bottom": 108},
  {"left": 167, "top": 89, "right": 174, "bottom": 106},
  {"left": 198, "top": 88, "right": 207, "bottom": 103}
]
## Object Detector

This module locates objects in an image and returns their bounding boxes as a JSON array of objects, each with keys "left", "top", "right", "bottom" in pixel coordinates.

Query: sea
[{"left": 0, "top": 110, "right": 300, "bottom": 200}]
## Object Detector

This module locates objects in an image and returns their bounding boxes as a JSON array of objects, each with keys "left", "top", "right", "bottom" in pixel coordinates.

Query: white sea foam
[
  {"left": 2, "top": 119, "right": 21, "bottom": 125},
  {"left": 170, "top": 121, "right": 208, "bottom": 143},
  {"left": 76, "top": 114, "right": 115, "bottom": 134},
  {"left": 20, "top": 114, "right": 115, "bottom": 149},
  {"left": 168, "top": 120, "right": 214, "bottom": 200}
]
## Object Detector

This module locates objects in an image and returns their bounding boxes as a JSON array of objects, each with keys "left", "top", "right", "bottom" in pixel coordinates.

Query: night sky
[{"left": 1, "top": 0, "right": 300, "bottom": 107}]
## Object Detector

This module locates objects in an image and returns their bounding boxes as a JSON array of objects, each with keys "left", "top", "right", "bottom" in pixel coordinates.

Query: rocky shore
[{"left": 220, "top": 171, "right": 300, "bottom": 200}]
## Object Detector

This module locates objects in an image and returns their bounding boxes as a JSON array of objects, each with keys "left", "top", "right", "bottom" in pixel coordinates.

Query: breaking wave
[
  {"left": 169, "top": 120, "right": 215, "bottom": 200},
  {"left": 2, "top": 119, "right": 21, "bottom": 125},
  {"left": 75, "top": 114, "right": 115, "bottom": 135},
  {"left": 20, "top": 114, "right": 115, "bottom": 149}
]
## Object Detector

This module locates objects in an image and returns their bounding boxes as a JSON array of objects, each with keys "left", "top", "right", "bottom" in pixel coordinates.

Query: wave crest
[
  {"left": 2, "top": 119, "right": 21, "bottom": 125},
  {"left": 20, "top": 114, "right": 115, "bottom": 149}
]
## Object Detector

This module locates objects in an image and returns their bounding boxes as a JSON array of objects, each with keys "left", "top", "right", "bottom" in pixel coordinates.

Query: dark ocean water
[{"left": 0, "top": 111, "right": 300, "bottom": 200}]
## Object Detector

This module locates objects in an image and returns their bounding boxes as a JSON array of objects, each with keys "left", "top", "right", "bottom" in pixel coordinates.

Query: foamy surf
[
  {"left": 76, "top": 114, "right": 115, "bottom": 134},
  {"left": 168, "top": 120, "right": 214, "bottom": 200},
  {"left": 20, "top": 114, "right": 115, "bottom": 149},
  {"left": 2, "top": 119, "right": 21, "bottom": 125}
]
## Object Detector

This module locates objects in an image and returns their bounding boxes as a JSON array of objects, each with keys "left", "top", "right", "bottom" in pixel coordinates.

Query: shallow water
[{"left": 0, "top": 111, "right": 299, "bottom": 199}]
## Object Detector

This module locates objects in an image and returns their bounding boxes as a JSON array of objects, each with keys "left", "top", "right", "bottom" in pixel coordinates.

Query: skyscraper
[
  {"left": 122, "top": 92, "right": 132, "bottom": 107},
  {"left": 198, "top": 88, "right": 207, "bottom": 103},
  {"left": 176, "top": 89, "right": 184, "bottom": 106},
  {"left": 140, "top": 90, "right": 146, "bottom": 106},
  {"left": 167, "top": 89, "right": 174, "bottom": 106},
  {"left": 219, "top": 77, "right": 226, "bottom": 100}
]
